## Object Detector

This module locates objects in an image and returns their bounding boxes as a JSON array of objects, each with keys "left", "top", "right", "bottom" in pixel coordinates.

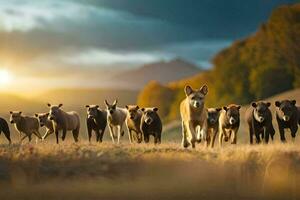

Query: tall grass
[{"left": 0, "top": 142, "right": 299, "bottom": 200}]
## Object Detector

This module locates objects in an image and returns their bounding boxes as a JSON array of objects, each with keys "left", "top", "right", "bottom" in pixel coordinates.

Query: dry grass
[{"left": 0, "top": 142, "right": 299, "bottom": 200}]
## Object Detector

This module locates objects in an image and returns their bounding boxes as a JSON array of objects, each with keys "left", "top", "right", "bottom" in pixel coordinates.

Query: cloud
[
  {"left": 61, "top": 49, "right": 171, "bottom": 67},
  {"left": 0, "top": 0, "right": 295, "bottom": 78}
]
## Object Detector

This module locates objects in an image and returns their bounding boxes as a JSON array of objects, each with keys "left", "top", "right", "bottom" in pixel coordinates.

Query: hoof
[{"left": 182, "top": 141, "right": 190, "bottom": 148}]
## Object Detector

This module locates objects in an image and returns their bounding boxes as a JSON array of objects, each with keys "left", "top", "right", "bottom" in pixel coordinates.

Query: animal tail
[{"left": 121, "top": 130, "right": 125, "bottom": 137}]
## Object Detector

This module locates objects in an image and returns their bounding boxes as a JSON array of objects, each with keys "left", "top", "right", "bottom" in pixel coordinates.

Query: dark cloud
[
  {"left": 80, "top": 0, "right": 295, "bottom": 39},
  {"left": 0, "top": 0, "right": 295, "bottom": 71}
]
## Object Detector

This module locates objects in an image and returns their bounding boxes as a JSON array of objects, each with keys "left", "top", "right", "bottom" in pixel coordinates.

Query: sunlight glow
[{"left": 0, "top": 69, "right": 13, "bottom": 86}]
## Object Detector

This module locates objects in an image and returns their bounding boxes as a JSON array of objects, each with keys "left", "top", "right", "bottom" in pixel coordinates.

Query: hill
[
  {"left": 111, "top": 58, "right": 202, "bottom": 89},
  {"left": 35, "top": 88, "right": 138, "bottom": 108},
  {"left": 137, "top": 3, "right": 300, "bottom": 121}
]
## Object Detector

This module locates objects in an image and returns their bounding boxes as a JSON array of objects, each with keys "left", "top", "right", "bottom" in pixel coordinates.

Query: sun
[{"left": 0, "top": 69, "right": 13, "bottom": 85}]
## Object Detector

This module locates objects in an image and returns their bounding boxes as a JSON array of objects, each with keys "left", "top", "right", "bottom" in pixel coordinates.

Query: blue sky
[{"left": 0, "top": 0, "right": 295, "bottom": 91}]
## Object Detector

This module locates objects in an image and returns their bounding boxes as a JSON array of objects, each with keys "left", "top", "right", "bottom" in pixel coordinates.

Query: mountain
[
  {"left": 35, "top": 88, "right": 138, "bottom": 108},
  {"left": 111, "top": 58, "right": 202, "bottom": 89}
]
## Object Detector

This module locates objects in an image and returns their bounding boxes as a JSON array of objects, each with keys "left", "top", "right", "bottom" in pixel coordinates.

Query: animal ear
[
  {"left": 251, "top": 102, "right": 257, "bottom": 108},
  {"left": 85, "top": 105, "right": 90, "bottom": 108},
  {"left": 113, "top": 99, "right": 118, "bottom": 106},
  {"left": 153, "top": 107, "right": 158, "bottom": 112},
  {"left": 216, "top": 108, "right": 222, "bottom": 112},
  {"left": 35, "top": 113, "right": 38, "bottom": 117},
  {"left": 292, "top": 100, "right": 296, "bottom": 105},
  {"left": 266, "top": 102, "right": 271, "bottom": 107},
  {"left": 141, "top": 108, "right": 145, "bottom": 112},
  {"left": 9, "top": 111, "right": 13, "bottom": 114},
  {"left": 19, "top": 111, "right": 22, "bottom": 114},
  {"left": 136, "top": 105, "right": 139, "bottom": 110},
  {"left": 275, "top": 101, "right": 281, "bottom": 107},
  {"left": 184, "top": 85, "right": 194, "bottom": 96},
  {"left": 58, "top": 103, "right": 63, "bottom": 108},
  {"left": 96, "top": 105, "right": 99, "bottom": 109},
  {"left": 125, "top": 105, "right": 129, "bottom": 109},
  {"left": 223, "top": 106, "right": 228, "bottom": 111},
  {"left": 104, "top": 100, "right": 109, "bottom": 107},
  {"left": 237, "top": 105, "right": 241, "bottom": 110},
  {"left": 47, "top": 103, "right": 51, "bottom": 107},
  {"left": 199, "top": 85, "right": 208, "bottom": 95}
]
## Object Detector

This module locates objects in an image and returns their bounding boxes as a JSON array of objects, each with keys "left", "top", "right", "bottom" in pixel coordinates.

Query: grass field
[
  {"left": 0, "top": 142, "right": 300, "bottom": 200},
  {"left": 0, "top": 89, "right": 300, "bottom": 199}
]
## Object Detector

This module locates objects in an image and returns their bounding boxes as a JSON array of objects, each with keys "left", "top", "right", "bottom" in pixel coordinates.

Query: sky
[{"left": 0, "top": 0, "right": 295, "bottom": 92}]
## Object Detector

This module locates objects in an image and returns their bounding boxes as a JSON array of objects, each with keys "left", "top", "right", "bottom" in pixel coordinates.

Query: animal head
[
  {"left": 207, "top": 108, "right": 222, "bottom": 125},
  {"left": 126, "top": 105, "right": 140, "bottom": 120},
  {"left": 105, "top": 99, "right": 118, "bottom": 115},
  {"left": 251, "top": 102, "right": 271, "bottom": 123},
  {"left": 223, "top": 104, "right": 241, "bottom": 125},
  {"left": 47, "top": 103, "right": 63, "bottom": 120},
  {"left": 9, "top": 111, "right": 22, "bottom": 124},
  {"left": 86, "top": 105, "right": 99, "bottom": 119},
  {"left": 141, "top": 107, "right": 158, "bottom": 125},
  {"left": 35, "top": 113, "right": 50, "bottom": 127},
  {"left": 184, "top": 85, "right": 208, "bottom": 109},
  {"left": 275, "top": 100, "right": 296, "bottom": 122}
]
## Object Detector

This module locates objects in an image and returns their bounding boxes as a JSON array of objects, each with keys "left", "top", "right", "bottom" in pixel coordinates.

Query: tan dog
[
  {"left": 180, "top": 85, "right": 208, "bottom": 148},
  {"left": 47, "top": 103, "right": 80, "bottom": 144},
  {"left": 10, "top": 111, "right": 42, "bottom": 143},
  {"left": 218, "top": 104, "right": 241, "bottom": 147},
  {"left": 105, "top": 99, "right": 128, "bottom": 144},
  {"left": 35, "top": 113, "right": 54, "bottom": 140},
  {"left": 126, "top": 105, "right": 143, "bottom": 143}
]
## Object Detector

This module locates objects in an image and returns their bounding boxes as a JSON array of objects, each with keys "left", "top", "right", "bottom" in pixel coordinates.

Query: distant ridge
[{"left": 111, "top": 58, "right": 202, "bottom": 89}]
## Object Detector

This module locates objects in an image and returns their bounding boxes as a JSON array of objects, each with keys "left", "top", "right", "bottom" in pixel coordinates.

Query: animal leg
[
  {"left": 210, "top": 128, "right": 218, "bottom": 148},
  {"left": 231, "top": 129, "right": 237, "bottom": 144},
  {"left": 137, "top": 131, "right": 143, "bottom": 143},
  {"left": 87, "top": 125, "right": 92, "bottom": 143},
  {"left": 99, "top": 129, "right": 104, "bottom": 143},
  {"left": 117, "top": 126, "right": 121, "bottom": 144},
  {"left": 219, "top": 127, "right": 225, "bottom": 147},
  {"left": 249, "top": 126, "right": 254, "bottom": 144},
  {"left": 96, "top": 130, "right": 100, "bottom": 142},
  {"left": 188, "top": 122, "right": 196, "bottom": 148},
  {"left": 20, "top": 134, "right": 28, "bottom": 143},
  {"left": 278, "top": 126, "right": 286, "bottom": 142},
  {"left": 154, "top": 134, "right": 160, "bottom": 145},
  {"left": 55, "top": 130, "right": 59, "bottom": 144},
  {"left": 28, "top": 134, "right": 32, "bottom": 142},
  {"left": 290, "top": 125, "right": 298, "bottom": 142},
  {"left": 196, "top": 125, "right": 201, "bottom": 143},
  {"left": 72, "top": 127, "right": 79, "bottom": 143},
  {"left": 62, "top": 128, "right": 67, "bottom": 141},
  {"left": 144, "top": 134, "right": 150, "bottom": 143},
  {"left": 42, "top": 129, "right": 53, "bottom": 140},
  {"left": 254, "top": 131, "right": 261, "bottom": 144},
  {"left": 33, "top": 130, "right": 42, "bottom": 139},
  {"left": 125, "top": 121, "right": 132, "bottom": 144},
  {"left": 108, "top": 125, "right": 115, "bottom": 144},
  {"left": 181, "top": 121, "right": 189, "bottom": 148}
]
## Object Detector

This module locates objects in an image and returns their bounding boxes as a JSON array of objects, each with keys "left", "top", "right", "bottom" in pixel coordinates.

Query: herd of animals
[{"left": 0, "top": 84, "right": 299, "bottom": 148}]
